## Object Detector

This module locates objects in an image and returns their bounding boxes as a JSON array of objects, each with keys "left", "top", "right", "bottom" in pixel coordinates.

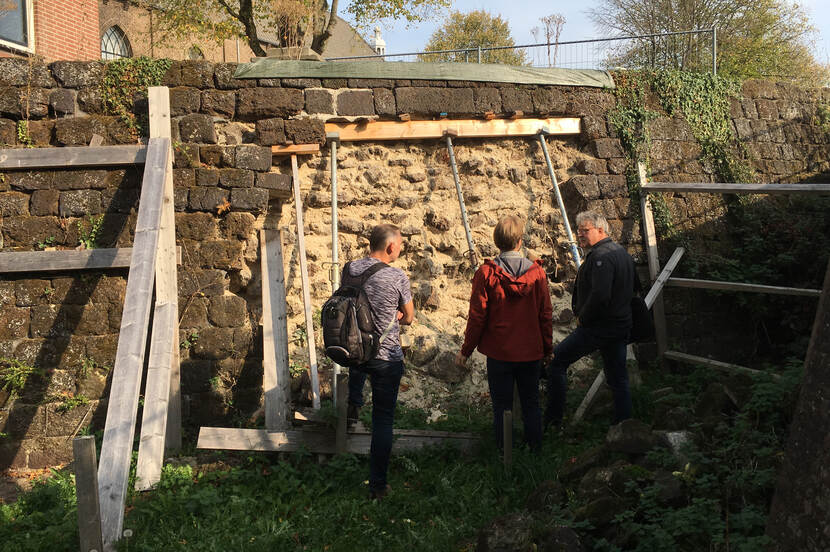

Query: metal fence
[{"left": 327, "top": 28, "right": 718, "bottom": 75}]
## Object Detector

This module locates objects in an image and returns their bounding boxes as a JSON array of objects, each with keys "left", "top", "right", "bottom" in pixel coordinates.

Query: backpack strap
[{"left": 343, "top": 260, "right": 390, "bottom": 287}]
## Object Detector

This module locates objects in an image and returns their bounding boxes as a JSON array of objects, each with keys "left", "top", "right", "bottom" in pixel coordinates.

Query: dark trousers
[
  {"left": 487, "top": 358, "right": 543, "bottom": 451},
  {"left": 545, "top": 326, "right": 631, "bottom": 425},
  {"left": 348, "top": 359, "right": 403, "bottom": 492}
]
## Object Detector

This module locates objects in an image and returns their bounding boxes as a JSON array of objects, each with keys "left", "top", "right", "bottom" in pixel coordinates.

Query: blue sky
[{"left": 358, "top": 0, "right": 830, "bottom": 67}]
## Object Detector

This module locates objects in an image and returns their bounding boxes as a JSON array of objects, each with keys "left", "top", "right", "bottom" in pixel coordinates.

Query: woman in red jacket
[{"left": 455, "top": 215, "right": 553, "bottom": 452}]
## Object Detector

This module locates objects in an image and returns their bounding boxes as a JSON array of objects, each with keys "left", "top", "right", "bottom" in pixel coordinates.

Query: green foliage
[
  {"left": 815, "top": 102, "right": 830, "bottom": 134},
  {"left": 419, "top": 10, "right": 527, "bottom": 65},
  {"left": 16, "top": 120, "right": 33, "bottom": 148},
  {"left": 35, "top": 236, "right": 55, "bottom": 250},
  {"left": 77, "top": 215, "right": 104, "bottom": 250},
  {"left": 101, "top": 57, "right": 172, "bottom": 138},
  {"left": 180, "top": 330, "right": 200, "bottom": 350},
  {"left": 54, "top": 393, "right": 90, "bottom": 413},
  {"left": 0, "top": 357, "right": 42, "bottom": 398}
]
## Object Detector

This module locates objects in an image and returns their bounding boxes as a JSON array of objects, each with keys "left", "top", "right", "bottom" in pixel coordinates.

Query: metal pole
[
  {"left": 477, "top": 46, "right": 482, "bottom": 63},
  {"left": 328, "top": 133, "right": 341, "bottom": 406},
  {"left": 445, "top": 133, "right": 476, "bottom": 264},
  {"left": 537, "top": 132, "right": 581, "bottom": 267},
  {"left": 711, "top": 27, "right": 717, "bottom": 76}
]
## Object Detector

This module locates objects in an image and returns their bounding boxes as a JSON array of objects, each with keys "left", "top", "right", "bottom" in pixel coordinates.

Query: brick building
[{"left": 0, "top": 0, "right": 375, "bottom": 62}]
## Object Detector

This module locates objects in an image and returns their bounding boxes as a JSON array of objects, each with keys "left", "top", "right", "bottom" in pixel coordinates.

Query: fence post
[
  {"left": 711, "top": 27, "right": 717, "bottom": 76},
  {"left": 74, "top": 436, "right": 104, "bottom": 552},
  {"left": 477, "top": 46, "right": 481, "bottom": 63}
]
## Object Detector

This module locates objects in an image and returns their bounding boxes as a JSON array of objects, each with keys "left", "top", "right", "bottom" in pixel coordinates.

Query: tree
[
  {"left": 589, "top": 0, "right": 827, "bottom": 83},
  {"left": 144, "top": 0, "right": 450, "bottom": 59},
  {"left": 531, "top": 13, "right": 566, "bottom": 67},
  {"left": 418, "top": 10, "right": 527, "bottom": 65}
]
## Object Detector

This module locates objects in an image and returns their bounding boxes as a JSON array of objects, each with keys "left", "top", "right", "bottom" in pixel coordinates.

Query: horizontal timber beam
[
  {"left": 197, "top": 426, "right": 479, "bottom": 455},
  {"left": 325, "top": 117, "right": 581, "bottom": 142},
  {"left": 664, "top": 350, "right": 781, "bottom": 379},
  {"left": 667, "top": 278, "right": 821, "bottom": 297},
  {"left": 0, "top": 145, "right": 146, "bottom": 169},
  {"left": 0, "top": 247, "right": 182, "bottom": 273},
  {"left": 271, "top": 144, "right": 321, "bottom": 156},
  {"left": 641, "top": 182, "right": 830, "bottom": 194}
]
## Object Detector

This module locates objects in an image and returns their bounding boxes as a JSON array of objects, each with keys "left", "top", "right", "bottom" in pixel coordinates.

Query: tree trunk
[
  {"left": 311, "top": 0, "right": 339, "bottom": 54},
  {"left": 239, "top": 0, "right": 266, "bottom": 57}
]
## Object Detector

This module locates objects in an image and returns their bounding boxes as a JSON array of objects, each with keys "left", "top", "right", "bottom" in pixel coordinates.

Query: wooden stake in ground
[{"left": 261, "top": 229, "right": 291, "bottom": 430}]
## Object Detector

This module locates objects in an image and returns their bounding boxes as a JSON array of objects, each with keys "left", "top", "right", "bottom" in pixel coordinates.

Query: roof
[{"left": 257, "top": 15, "right": 375, "bottom": 59}]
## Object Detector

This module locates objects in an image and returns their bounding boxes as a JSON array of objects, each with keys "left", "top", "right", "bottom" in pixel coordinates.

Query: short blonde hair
[{"left": 493, "top": 215, "right": 524, "bottom": 251}]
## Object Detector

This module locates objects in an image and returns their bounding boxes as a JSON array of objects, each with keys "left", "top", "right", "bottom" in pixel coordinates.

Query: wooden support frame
[
  {"left": 135, "top": 87, "right": 181, "bottom": 492},
  {"left": 0, "top": 144, "right": 146, "bottom": 169},
  {"left": 325, "top": 117, "right": 581, "bottom": 142},
  {"left": 272, "top": 144, "right": 321, "bottom": 156},
  {"left": 261, "top": 229, "right": 291, "bottom": 430},
  {"left": 197, "top": 426, "right": 479, "bottom": 454},
  {"left": 0, "top": 247, "right": 181, "bottom": 273},
  {"left": 638, "top": 162, "right": 669, "bottom": 357},
  {"left": 641, "top": 182, "right": 830, "bottom": 194},
  {"left": 663, "top": 350, "right": 780, "bottom": 379},
  {"left": 97, "top": 137, "right": 169, "bottom": 550},
  {"left": 667, "top": 278, "right": 821, "bottom": 297},
  {"left": 73, "top": 436, "right": 104, "bottom": 552}
]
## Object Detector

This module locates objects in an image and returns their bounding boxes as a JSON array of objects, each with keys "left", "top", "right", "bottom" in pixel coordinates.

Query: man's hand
[{"left": 455, "top": 352, "right": 468, "bottom": 368}]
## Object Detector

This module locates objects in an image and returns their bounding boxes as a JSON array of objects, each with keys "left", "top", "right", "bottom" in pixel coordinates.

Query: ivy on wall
[{"left": 101, "top": 57, "right": 172, "bottom": 138}]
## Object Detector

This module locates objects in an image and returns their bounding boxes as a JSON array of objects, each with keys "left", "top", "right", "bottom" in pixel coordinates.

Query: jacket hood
[{"left": 483, "top": 259, "right": 544, "bottom": 297}]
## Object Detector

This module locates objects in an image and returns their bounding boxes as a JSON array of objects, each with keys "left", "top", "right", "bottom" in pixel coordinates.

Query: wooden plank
[
  {"left": 271, "top": 143, "right": 321, "bottom": 156},
  {"left": 667, "top": 278, "right": 821, "bottom": 297},
  {"left": 638, "top": 162, "right": 668, "bottom": 357},
  {"left": 261, "top": 229, "right": 291, "bottom": 430},
  {"left": 664, "top": 350, "right": 780, "bottom": 379},
  {"left": 336, "top": 373, "right": 347, "bottom": 454},
  {"left": 197, "top": 426, "right": 479, "bottom": 454},
  {"left": 643, "top": 248, "right": 685, "bottom": 308},
  {"left": 97, "top": 137, "right": 169, "bottom": 551},
  {"left": 325, "top": 117, "right": 581, "bottom": 142},
  {"left": 641, "top": 182, "right": 830, "bottom": 194},
  {"left": 0, "top": 144, "right": 146, "bottom": 169},
  {"left": 73, "top": 436, "right": 104, "bottom": 552},
  {"left": 291, "top": 154, "right": 321, "bottom": 409},
  {"left": 0, "top": 247, "right": 182, "bottom": 273}
]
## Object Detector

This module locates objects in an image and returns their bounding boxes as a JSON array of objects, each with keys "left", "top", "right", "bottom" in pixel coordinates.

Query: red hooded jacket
[{"left": 461, "top": 258, "right": 553, "bottom": 362}]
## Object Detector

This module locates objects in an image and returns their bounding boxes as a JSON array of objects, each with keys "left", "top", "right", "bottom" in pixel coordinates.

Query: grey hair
[
  {"left": 369, "top": 223, "right": 401, "bottom": 252},
  {"left": 575, "top": 211, "right": 610, "bottom": 234}
]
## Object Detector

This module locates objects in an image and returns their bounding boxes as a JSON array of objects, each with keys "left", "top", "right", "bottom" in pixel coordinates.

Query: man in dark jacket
[
  {"left": 456, "top": 215, "right": 553, "bottom": 451},
  {"left": 545, "top": 210, "right": 636, "bottom": 427}
]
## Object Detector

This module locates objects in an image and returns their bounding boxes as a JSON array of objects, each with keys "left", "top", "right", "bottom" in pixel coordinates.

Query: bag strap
[{"left": 343, "top": 260, "right": 389, "bottom": 287}]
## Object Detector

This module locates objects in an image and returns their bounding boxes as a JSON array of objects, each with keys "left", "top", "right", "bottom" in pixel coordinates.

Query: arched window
[
  {"left": 188, "top": 45, "right": 205, "bottom": 60},
  {"left": 101, "top": 26, "right": 132, "bottom": 60}
]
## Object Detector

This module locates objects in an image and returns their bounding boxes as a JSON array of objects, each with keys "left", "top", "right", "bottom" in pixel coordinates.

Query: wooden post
[
  {"left": 291, "top": 154, "right": 321, "bottom": 409},
  {"left": 638, "top": 162, "right": 668, "bottom": 357},
  {"left": 261, "top": 229, "right": 291, "bottom": 430},
  {"left": 335, "top": 373, "right": 347, "bottom": 454},
  {"left": 73, "top": 436, "right": 104, "bottom": 552},
  {"left": 503, "top": 411, "right": 512, "bottom": 471}
]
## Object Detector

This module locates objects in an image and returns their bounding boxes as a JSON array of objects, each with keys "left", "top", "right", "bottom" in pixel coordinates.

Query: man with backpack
[{"left": 330, "top": 224, "right": 413, "bottom": 500}]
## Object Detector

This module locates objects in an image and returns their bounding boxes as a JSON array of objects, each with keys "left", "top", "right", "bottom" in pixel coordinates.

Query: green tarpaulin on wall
[{"left": 234, "top": 60, "right": 615, "bottom": 88}]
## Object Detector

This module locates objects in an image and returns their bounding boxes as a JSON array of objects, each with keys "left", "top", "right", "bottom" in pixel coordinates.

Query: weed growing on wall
[
  {"left": 77, "top": 215, "right": 104, "bottom": 250},
  {"left": 0, "top": 357, "right": 42, "bottom": 397},
  {"left": 101, "top": 57, "right": 172, "bottom": 138}
]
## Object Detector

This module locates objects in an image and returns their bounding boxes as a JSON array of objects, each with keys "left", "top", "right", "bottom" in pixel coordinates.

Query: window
[
  {"left": 0, "top": 0, "right": 35, "bottom": 52},
  {"left": 101, "top": 26, "right": 132, "bottom": 60}
]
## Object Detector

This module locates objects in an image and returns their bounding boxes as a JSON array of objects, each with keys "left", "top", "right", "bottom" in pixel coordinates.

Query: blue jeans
[
  {"left": 487, "top": 358, "right": 543, "bottom": 451},
  {"left": 348, "top": 359, "right": 403, "bottom": 492},
  {"left": 545, "top": 326, "right": 631, "bottom": 425}
]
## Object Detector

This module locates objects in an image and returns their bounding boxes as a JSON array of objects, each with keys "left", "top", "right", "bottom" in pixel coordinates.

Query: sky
[{"left": 359, "top": 0, "right": 830, "bottom": 68}]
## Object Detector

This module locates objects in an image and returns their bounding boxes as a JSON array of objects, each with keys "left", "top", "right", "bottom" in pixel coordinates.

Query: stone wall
[{"left": 0, "top": 59, "right": 828, "bottom": 469}]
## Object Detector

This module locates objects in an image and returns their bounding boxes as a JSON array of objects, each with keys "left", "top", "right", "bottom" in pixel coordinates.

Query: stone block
[
  {"left": 197, "top": 240, "right": 244, "bottom": 270},
  {"left": 214, "top": 63, "right": 254, "bottom": 89},
  {"left": 373, "top": 88, "right": 395, "bottom": 116},
  {"left": 499, "top": 88, "right": 534, "bottom": 114},
  {"left": 473, "top": 88, "right": 502, "bottom": 113},
  {"left": 256, "top": 172, "right": 291, "bottom": 195},
  {"left": 181, "top": 61, "right": 215, "bottom": 88},
  {"left": 348, "top": 78, "right": 394, "bottom": 88},
  {"left": 174, "top": 187, "right": 188, "bottom": 211},
  {"left": 395, "top": 87, "right": 475, "bottom": 115},
  {"left": 0, "top": 306, "right": 29, "bottom": 339},
  {"left": 2, "top": 215, "right": 65, "bottom": 247},
  {"left": 742, "top": 79, "right": 778, "bottom": 99},
  {"left": 196, "top": 168, "right": 220, "bottom": 187},
  {"left": 230, "top": 188, "right": 268, "bottom": 212},
  {"left": 208, "top": 295, "right": 247, "bottom": 327},
  {"left": 235, "top": 145, "right": 272, "bottom": 170},
  {"left": 54, "top": 117, "right": 108, "bottom": 146},
  {"left": 256, "top": 118, "right": 286, "bottom": 145},
  {"left": 180, "top": 359, "right": 213, "bottom": 393},
  {"left": 173, "top": 168, "right": 195, "bottom": 189},
  {"left": 220, "top": 212, "right": 255, "bottom": 239},
  {"left": 561, "top": 175, "right": 600, "bottom": 202},
  {"left": 59, "top": 190, "right": 102, "bottom": 216},
  {"left": 101, "top": 187, "right": 139, "bottom": 213},
  {"left": 170, "top": 87, "right": 201, "bottom": 116},
  {"left": 532, "top": 87, "right": 566, "bottom": 114},
  {"left": 281, "top": 78, "right": 321, "bottom": 88},
  {"left": 30, "top": 189, "right": 59, "bottom": 216},
  {"left": 173, "top": 142, "right": 199, "bottom": 168},
  {"left": 576, "top": 158, "right": 608, "bottom": 175},
  {"left": 77, "top": 87, "right": 103, "bottom": 113},
  {"left": 179, "top": 297, "right": 210, "bottom": 330},
  {"left": 49, "top": 61, "right": 103, "bottom": 87},
  {"left": 179, "top": 114, "right": 217, "bottom": 143},
  {"left": 236, "top": 88, "right": 304, "bottom": 121},
  {"left": 0, "top": 59, "right": 54, "bottom": 87},
  {"left": 284, "top": 118, "right": 325, "bottom": 144},
  {"left": 590, "top": 138, "right": 624, "bottom": 159},
  {"left": 175, "top": 212, "right": 218, "bottom": 240},
  {"left": 30, "top": 304, "right": 109, "bottom": 337},
  {"left": 48, "top": 89, "right": 75, "bottom": 116},
  {"left": 201, "top": 89, "right": 236, "bottom": 118},
  {"left": 322, "top": 78, "right": 347, "bottom": 88},
  {"left": 0, "top": 118, "right": 15, "bottom": 145},
  {"left": 755, "top": 99, "right": 779, "bottom": 120},
  {"left": 219, "top": 168, "right": 254, "bottom": 188},
  {"left": 199, "top": 145, "right": 223, "bottom": 166},
  {"left": 188, "top": 187, "right": 228, "bottom": 211},
  {"left": 0, "top": 191, "right": 28, "bottom": 216},
  {"left": 191, "top": 327, "right": 235, "bottom": 359},
  {"left": 336, "top": 90, "right": 375, "bottom": 116},
  {"left": 305, "top": 89, "right": 334, "bottom": 114},
  {"left": 177, "top": 268, "right": 227, "bottom": 297}
]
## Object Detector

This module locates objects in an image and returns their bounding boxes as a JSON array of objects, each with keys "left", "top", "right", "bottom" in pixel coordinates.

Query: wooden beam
[
  {"left": 643, "top": 248, "right": 685, "bottom": 308},
  {"left": 641, "top": 182, "right": 830, "bottom": 194},
  {"left": 291, "top": 154, "right": 321, "bottom": 409},
  {"left": 0, "top": 145, "right": 146, "bottom": 169},
  {"left": 325, "top": 117, "right": 581, "bottom": 142},
  {"left": 261, "top": 229, "right": 291, "bottom": 430},
  {"left": 667, "top": 278, "right": 821, "bottom": 297},
  {"left": 97, "top": 137, "right": 169, "bottom": 550},
  {"left": 197, "top": 426, "right": 479, "bottom": 454},
  {"left": 638, "top": 162, "right": 668, "bottom": 357},
  {"left": 271, "top": 143, "right": 321, "bottom": 156},
  {"left": 664, "top": 350, "right": 780, "bottom": 379},
  {"left": 73, "top": 436, "right": 104, "bottom": 552},
  {"left": 0, "top": 247, "right": 180, "bottom": 273}
]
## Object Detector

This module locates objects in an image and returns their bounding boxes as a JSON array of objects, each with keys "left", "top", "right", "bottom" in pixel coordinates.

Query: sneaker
[{"left": 369, "top": 484, "right": 391, "bottom": 501}]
